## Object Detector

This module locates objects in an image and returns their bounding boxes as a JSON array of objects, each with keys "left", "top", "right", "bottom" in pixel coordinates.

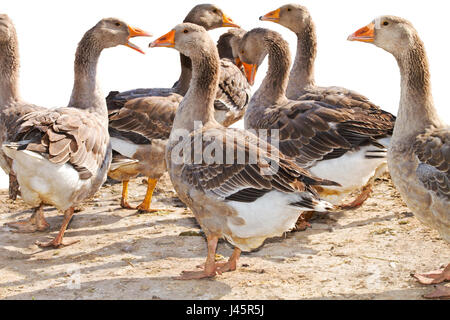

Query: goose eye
[
  {"left": 287, "top": 8, "right": 291, "bottom": 11},
  {"left": 115, "top": 22, "right": 121, "bottom": 27},
  {"left": 383, "top": 21, "right": 389, "bottom": 26},
  {"left": 183, "top": 29, "right": 189, "bottom": 34},
  {"left": 213, "top": 9, "right": 218, "bottom": 13}
]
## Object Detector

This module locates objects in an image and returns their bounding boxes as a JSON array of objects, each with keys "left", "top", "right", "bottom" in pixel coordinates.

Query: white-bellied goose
[
  {"left": 149, "top": 23, "right": 337, "bottom": 279},
  {"left": 0, "top": 14, "right": 45, "bottom": 202},
  {"left": 106, "top": 5, "right": 249, "bottom": 212},
  {"left": 349, "top": 15, "right": 449, "bottom": 299},
  {"left": 258, "top": 4, "right": 397, "bottom": 208},
  {"left": 2, "top": 18, "right": 150, "bottom": 248},
  {"left": 238, "top": 28, "right": 395, "bottom": 211}
]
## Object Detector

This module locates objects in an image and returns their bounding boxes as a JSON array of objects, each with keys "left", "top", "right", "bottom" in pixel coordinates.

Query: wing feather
[
  {"left": 180, "top": 128, "right": 339, "bottom": 203},
  {"left": 414, "top": 127, "right": 450, "bottom": 200},
  {"left": 12, "top": 107, "right": 109, "bottom": 180}
]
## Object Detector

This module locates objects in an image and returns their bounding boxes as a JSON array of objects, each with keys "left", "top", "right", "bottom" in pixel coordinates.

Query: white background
[{"left": 1, "top": 0, "right": 449, "bottom": 189}]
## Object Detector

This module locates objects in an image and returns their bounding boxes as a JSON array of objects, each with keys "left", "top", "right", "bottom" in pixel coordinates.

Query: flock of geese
[{"left": 0, "top": 3, "right": 448, "bottom": 296}]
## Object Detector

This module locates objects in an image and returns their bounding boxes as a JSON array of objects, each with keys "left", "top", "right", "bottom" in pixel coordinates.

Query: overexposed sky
[{"left": 0, "top": 0, "right": 449, "bottom": 188}]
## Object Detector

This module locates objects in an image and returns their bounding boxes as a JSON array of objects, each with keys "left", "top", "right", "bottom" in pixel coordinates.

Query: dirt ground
[{"left": 0, "top": 173, "right": 449, "bottom": 300}]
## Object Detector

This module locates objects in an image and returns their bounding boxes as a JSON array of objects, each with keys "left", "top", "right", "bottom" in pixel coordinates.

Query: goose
[
  {"left": 216, "top": 27, "right": 247, "bottom": 73},
  {"left": 106, "top": 3, "right": 248, "bottom": 119},
  {"left": 257, "top": 4, "right": 396, "bottom": 208},
  {"left": 0, "top": 14, "right": 45, "bottom": 202},
  {"left": 349, "top": 15, "right": 449, "bottom": 299},
  {"left": 107, "top": 96, "right": 177, "bottom": 212},
  {"left": 259, "top": 4, "right": 383, "bottom": 104},
  {"left": 107, "top": 5, "right": 250, "bottom": 212},
  {"left": 2, "top": 18, "right": 150, "bottom": 248},
  {"left": 216, "top": 28, "right": 247, "bottom": 64},
  {"left": 149, "top": 23, "right": 337, "bottom": 279},
  {"left": 237, "top": 28, "right": 395, "bottom": 212}
]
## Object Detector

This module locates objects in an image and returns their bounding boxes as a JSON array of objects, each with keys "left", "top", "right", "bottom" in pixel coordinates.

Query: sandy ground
[{"left": 0, "top": 173, "right": 449, "bottom": 300}]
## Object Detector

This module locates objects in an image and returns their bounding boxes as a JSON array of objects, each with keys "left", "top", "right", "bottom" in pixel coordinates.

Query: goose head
[
  {"left": 0, "top": 14, "right": 16, "bottom": 43},
  {"left": 217, "top": 28, "right": 247, "bottom": 67},
  {"left": 236, "top": 28, "right": 269, "bottom": 85},
  {"left": 149, "top": 23, "right": 215, "bottom": 59},
  {"left": 260, "top": 4, "right": 311, "bottom": 34},
  {"left": 91, "top": 18, "right": 152, "bottom": 54},
  {"left": 184, "top": 3, "right": 240, "bottom": 30},
  {"left": 348, "top": 15, "right": 419, "bottom": 56}
]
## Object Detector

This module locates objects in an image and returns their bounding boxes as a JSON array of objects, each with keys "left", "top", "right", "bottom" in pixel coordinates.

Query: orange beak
[
  {"left": 242, "top": 61, "right": 258, "bottom": 86},
  {"left": 222, "top": 13, "right": 240, "bottom": 28},
  {"left": 260, "top": 8, "right": 280, "bottom": 23},
  {"left": 234, "top": 57, "right": 243, "bottom": 69},
  {"left": 149, "top": 29, "right": 176, "bottom": 48},
  {"left": 125, "top": 25, "right": 152, "bottom": 54},
  {"left": 347, "top": 22, "right": 375, "bottom": 43}
]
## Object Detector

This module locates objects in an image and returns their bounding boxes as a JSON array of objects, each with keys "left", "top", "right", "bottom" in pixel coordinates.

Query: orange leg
[
  {"left": 176, "top": 235, "right": 219, "bottom": 280},
  {"left": 7, "top": 204, "right": 49, "bottom": 233},
  {"left": 36, "top": 207, "right": 79, "bottom": 249},
  {"left": 136, "top": 178, "right": 161, "bottom": 213},
  {"left": 340, "top": 184, "right": 373, "bottom": 210},
  {"left": 215, "top": 248, "right": 241, "bottom": 274},
  {"left": 120, "top": 180, "right": 134, "bottom": 209},
  {"left": 196, "top": 247, "right": 242, "bottom": 273},
  {"left": 413, "top": 263, "right": 450, "bottom": 299},
  {"left": 413, "top": 263, "right": 450, "bottom": 284}
]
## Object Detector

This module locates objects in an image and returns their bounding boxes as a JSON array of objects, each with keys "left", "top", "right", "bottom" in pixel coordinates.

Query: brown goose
[
  {"left": 258, "top": 4, "right": 397, "bottom": 208},
  {"left": 259, "top": 4, "right": 382, "bottom": 105},
  {"left": 216, "top": 27, "right": 247, "bottom": 76},
  {"left": 108, "top": 100, "right": 175, "bottom": 212},
  {"left": 150, "top": 23, "right": 336, "bottom": 279},
  {"left": 2, "top": 18, "right": 150, "bottom": 248},
  {"left": 106, "top": 3, "right": 248, "bottom": 118},
  {"left": 349, "top": 15, "right": 449, "bottom": 299},
  {"left": 106, "top": 4, "right": 249, "bottom": 213},
  {"left": 0, "top": 14, "right": 44, "bottom": 202},
  {"left": 238, "top": 28, "right": 395, "bottom": 211},
  {"left": 217, "top": 28, "right": 247, "bottom": 63}
]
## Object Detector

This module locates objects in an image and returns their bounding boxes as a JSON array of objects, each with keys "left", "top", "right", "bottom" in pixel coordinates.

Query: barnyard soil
[{"left": 0, "top": 173, "right": 449, "bottom": 300}]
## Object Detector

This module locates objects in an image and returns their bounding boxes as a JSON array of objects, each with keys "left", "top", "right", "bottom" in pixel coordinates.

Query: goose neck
[
  {"left": 171, "top": 45, "right": 219, "bottom": 135},
  {"left": 68, "top": 29, "right": 107, "bottom": 121},
  {"left": 253, "top": 30, "right": 290, "bottom": 106},
  {"left": 286, "top": 22, "right": 317, "bottom": 98},
  {"left": 0, "top": 40, "right": 20, "bottom": 106},
  {"left": 173, "top": 53, "right": 192, "bottom": 95},
  {"left": 394, "top": 37, "right": 442, "bottom": 140}
]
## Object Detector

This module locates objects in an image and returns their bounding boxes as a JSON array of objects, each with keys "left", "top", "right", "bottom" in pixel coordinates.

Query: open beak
[
  {"left": 347, "top": 22, "right": 375, "bottom": 43},
  {"left": 149, "top": 29, "right": 176, "bottom": 48},
  {"left": 242, "top": 61, "right": 258, "bottom": 86},
  {"left": 222, "top": 13, "right": 240, "bottom": 28},
  {"left": 260, "top": 8, "right": 280, "bottom": 23},
  {"left": 125, "top": 25, "right": 152, "bottom": 54}
]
